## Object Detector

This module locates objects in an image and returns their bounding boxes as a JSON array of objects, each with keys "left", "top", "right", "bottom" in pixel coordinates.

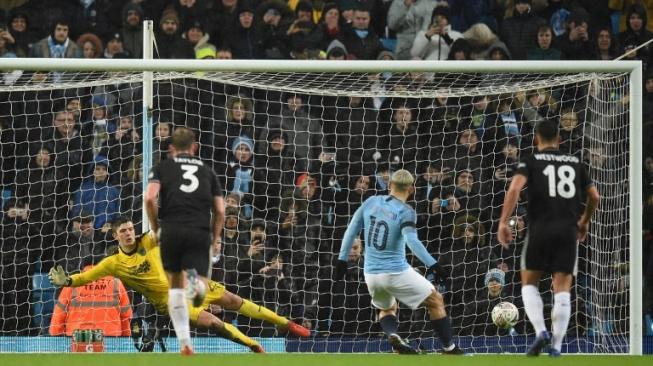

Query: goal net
[{"left": 0, "top": 61, "right": 641, "bottom": 354}]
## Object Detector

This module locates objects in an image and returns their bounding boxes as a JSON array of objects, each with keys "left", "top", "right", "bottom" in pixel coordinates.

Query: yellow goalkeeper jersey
[{"left": 70, "top": 231, "right": 170, "bottom": 314}]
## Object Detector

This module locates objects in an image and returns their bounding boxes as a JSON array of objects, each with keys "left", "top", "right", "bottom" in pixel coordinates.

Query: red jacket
[{"left": 50, "top": 266, "right": 132, "bottom": 336}]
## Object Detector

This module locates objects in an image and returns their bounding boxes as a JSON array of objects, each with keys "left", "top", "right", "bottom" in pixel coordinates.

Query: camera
[{"left": 252, "top": 234, "right": 264, "bottom": 243}]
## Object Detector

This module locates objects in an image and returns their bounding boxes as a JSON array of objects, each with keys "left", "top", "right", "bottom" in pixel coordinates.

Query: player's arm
[
  {"left": 401, "top": 211, "right": 447, "bottom": 284},
  {"left": 212, "top": 195, "right": 225, "bottom": 253},
  {"left": 48, "top": 258, "right": 114, "bottom": 287},
  {"left": 497, "top": 173, "right": 528, "bottom": 248},
  {"left": 144, "top": 180, "right": 161, "bottom": 236},
  {"left": 334, "top": 200, "right": 367, "bottom": 280},
  {"left": 577, "top": 184, "right": 600, "bottom": 241}
]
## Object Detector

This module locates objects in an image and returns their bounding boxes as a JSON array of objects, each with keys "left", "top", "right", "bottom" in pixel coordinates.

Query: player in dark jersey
[
  {"left": 498, "top": 119, "right": 600, "bottom": 357},
  {"left": 145, "top": 127, "right": 223, "bottom": 354},
  {"left": 145, "top": 127, "right": 309, "bottom": 355}
]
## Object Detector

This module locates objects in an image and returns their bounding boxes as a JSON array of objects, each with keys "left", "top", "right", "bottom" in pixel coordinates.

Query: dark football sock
[
  {"left": 379, "top": 315, "right": 398, "bottom": 336},
  {"left": 431, "top": 317, "right": 453, "bottom": 348}
]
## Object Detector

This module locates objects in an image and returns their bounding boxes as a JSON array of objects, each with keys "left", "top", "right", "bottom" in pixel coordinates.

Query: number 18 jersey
[
  {"left": 149, "top": 154, "right": 222, "bottom": 230},
  {"left": 516, "top": 148, "right": 593, "bottom": 227}
]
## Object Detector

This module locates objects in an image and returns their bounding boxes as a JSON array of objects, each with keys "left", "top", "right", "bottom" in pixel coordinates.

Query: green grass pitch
[{"left": 2, "top": 353, "right": 652, "bottom": 366}]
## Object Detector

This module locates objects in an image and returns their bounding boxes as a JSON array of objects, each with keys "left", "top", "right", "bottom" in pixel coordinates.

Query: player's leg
[
  {"left": 195, "top": 310, "right": 264, "bottom": 353},
  {"left": 549, "top": 272, "right": 573, "bottom": 356},
  {"left": 216, "top": 289, "right": 310, "bottom": 337},
  {"left": 166, "top": 270, "right": 193, "bottom": 354},
  {"left": 366, "top": 272, "right": 417, "bottom": 354},
  {"left": 378, "top": 303, "right": 418, "bottom": 354},
  {"left": 185, "top": 231, "right": 213, "bottom": 307},
  {"left": 521, "top": 269, "right": 550, "bottom": 356},
  {"left": 422, "top": 289, "right": 464, "bottom": 354},
  {"left": 160, "top": 226, "right": 193, "bottom": 354}
]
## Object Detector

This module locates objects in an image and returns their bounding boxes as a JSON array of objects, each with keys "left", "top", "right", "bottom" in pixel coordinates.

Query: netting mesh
[{"left": 0, "top": 69, "right": 631, "bottom": 353}]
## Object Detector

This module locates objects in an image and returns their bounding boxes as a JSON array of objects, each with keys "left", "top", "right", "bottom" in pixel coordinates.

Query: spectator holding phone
[
  {"left": 410, "top": 5, "right": 462, "bottom": 60},
  {"left": 555, "top": 10, "right": 593, "bottom": 60}
]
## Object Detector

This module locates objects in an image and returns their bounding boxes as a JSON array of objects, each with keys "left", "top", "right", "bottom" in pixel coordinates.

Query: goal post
[{"left": 0, "top": 57, "right": 642, "bottom": 354}]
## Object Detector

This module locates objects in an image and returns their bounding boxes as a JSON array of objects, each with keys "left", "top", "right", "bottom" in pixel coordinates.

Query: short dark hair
[
  {"left": 111, "top": 216, "right": 132, "bottom": 233},
  {"left": 536, "top": 119, "right": 559, "bottom": 142},
  {"left": 171, "top": 126, "right": 195, "bottom": 150}
]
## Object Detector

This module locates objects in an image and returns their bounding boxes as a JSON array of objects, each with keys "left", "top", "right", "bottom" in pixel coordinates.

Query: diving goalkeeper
[{"left": 49, "top": 216, "right": 310, "bottom": 352}]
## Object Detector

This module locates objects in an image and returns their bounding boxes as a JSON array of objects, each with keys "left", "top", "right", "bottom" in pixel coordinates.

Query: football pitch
[{"left": 3, "top": 353, "right": 653, "bottom": 366}]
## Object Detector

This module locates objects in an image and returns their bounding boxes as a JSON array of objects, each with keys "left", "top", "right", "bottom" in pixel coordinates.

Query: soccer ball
[{"left": 491, "top": 302, "right": 519, "bottom": 329}]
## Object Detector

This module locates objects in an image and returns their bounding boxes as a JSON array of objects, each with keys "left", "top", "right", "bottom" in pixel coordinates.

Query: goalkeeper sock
[
  {"left": 379, "top": 315, "right": 398, "bottom": 336},
  {"left": 220, "top": 322, "right": 258, "bottom": 348},
  {"left": 431, "top": 316, "right": 454, "bottom": 349},
  {"left": 238, "top": 299, "right": 289, "bottom": 327},
  {"left": 522, "top": 285, "right": 547, "bottom": 335},
  {"left": 168, "top": 288, "right": 191, "bottom": 347},
  {"left": 551, "top": 292, "right": 571, "bottom": 351}
]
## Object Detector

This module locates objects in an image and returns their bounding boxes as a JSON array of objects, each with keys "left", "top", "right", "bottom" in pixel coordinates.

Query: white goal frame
[{"left": 0, "top": 43, "right": 642, "bottom": 355}]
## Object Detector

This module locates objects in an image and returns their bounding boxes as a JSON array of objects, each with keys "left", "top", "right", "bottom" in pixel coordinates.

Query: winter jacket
[{"left": 500, "top": 9, "right": 545, "bottom": 60}]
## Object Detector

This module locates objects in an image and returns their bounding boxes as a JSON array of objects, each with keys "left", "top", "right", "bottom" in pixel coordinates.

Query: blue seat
[{"left": 31, "top": 273, "right": 56, "bottom": 335}]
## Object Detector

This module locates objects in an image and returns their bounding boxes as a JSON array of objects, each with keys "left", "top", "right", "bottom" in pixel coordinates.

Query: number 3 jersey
[
  {"left": 339, "top": 195, "right": 436, "bottom": 275},
  {"left": 149, "top": 153, "right": 222, "bottom": 230},
  {"left": 516, "top": 148, "right": 593, "bottom": 226}
]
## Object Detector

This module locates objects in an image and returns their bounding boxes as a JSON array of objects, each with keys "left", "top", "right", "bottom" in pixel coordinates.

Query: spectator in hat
[
  {"left": 184, "top": 20, "right": 216, "bottom": 53},
  {"left": 325, "top": 39, "right": 348, "bottom": 59},
  {"left": 555, "top": 9, "right": 594, "bottom": 60},
  {"left": 226, "top": 136, "right": 256, "bottom": 219},
  {"left": 209, "top": 0, "right": 240, "bottom": 48},
  {"left": 286, "top": 1, "right": 319, "bottom": 58},
  {"left": 120, "top": 2, "right": 143, "bottom": 58},
  {"left": 103, "top": 32, "right": 130, "bottom": 59},
  {"left": 499, "top": 0, "right": 545, "bottom": 60},
  {"left": 459, "top": 268, "right": 522, "bottom": 336},
  {"left": 6, "top": 9, "right": 36, "bottom": 57},
  {"left": 337, "top": 7, "right": 384, "bottom": 60},
  {"left": 69, "top": 155, "right": 121, "bottom": 231},
  {"left": 258, "top": 1, "right": 293, "bottom": 59},
  {"left": 226, "top": 0, "right": 263, "bottom": 59},
  {"left": 29, "top": 18, "right": 82, "bottom": 58},
  {"left": 155, "top": 7, "right": 195, "bottom": 59},
  {"left": 411, "top": 4, "right": 463, "bottom": 60},
  {"left": 76, "top": 33, "right": 103, "bottom": 59}
]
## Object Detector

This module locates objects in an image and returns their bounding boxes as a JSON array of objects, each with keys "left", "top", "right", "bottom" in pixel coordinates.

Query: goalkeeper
[{"left": 49, "top": 216, "right": 310, "bottom": 353}]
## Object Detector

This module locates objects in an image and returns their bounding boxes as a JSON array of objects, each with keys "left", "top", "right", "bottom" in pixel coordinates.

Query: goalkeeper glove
[
  {"left": 334, "top": 260, "right": 348, "bottom": 281},
  {"left": 48, "top": 265, "right": 71, "bottom": 287},
  {"left": 427, "top": 262, "right": 448, "bottom": 287}
]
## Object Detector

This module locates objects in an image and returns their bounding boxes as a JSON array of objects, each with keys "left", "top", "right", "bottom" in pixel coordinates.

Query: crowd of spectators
[{"left": 0, "top": 0, "right": 651, "bottom": 343}]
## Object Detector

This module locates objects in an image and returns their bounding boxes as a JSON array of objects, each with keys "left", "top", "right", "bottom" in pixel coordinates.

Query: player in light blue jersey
[{"left": 335, "top": 169, "right": 464, "bottom": 355}]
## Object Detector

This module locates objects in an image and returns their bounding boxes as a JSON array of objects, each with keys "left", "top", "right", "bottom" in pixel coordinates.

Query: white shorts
[{"left": 364, "top": 267, "right": 435, "bottom": 310}]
